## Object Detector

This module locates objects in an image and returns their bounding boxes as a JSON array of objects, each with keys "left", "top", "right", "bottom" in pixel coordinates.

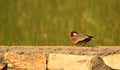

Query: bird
[{"left": 70, "top": 31, "right": 93, "bottom": 45}]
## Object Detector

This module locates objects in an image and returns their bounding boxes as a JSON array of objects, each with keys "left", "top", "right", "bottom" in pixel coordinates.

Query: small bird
[{"left": 70, "top": 31, "right": 93, "bottom": 45}]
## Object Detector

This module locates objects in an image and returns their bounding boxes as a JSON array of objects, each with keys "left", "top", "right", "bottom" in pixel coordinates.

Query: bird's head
[{"left": 70, "top": 31, "right": 78, "bottom": 37}]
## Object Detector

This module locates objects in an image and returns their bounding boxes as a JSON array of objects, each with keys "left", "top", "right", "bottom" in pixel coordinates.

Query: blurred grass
[{"left": 0, "top": 0, "right": 120, "bottom": 46}]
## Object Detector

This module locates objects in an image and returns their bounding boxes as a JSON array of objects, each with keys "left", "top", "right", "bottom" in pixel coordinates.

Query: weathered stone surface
[
  {"left": 48, "top": 53, "right": 113, "bottom": 70},
  {"left": 90, "top": 56, "right": 112, "bottom": 70},
  {"left": 48, "top": 53, "right": 87, "bottom": 70},
  {"left": 0, "top": 63, "right": 7, "bottom": 70},
  {"left": 4, "top": 52, "right": 46, "bottom": 70},
  {"left": 0, "top": 46, "right": 119, "bottom": 70},
  {"left": 48, "top": 53, "right": 92, "bottom": 70},
  {"left": 102, "top": 54, "right": 120, "bottom": 69}
]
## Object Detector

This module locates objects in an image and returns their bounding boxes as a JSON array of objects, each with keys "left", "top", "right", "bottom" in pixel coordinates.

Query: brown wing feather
[{"left": 72, "top": 34, "right": 89, "bottom": 44}]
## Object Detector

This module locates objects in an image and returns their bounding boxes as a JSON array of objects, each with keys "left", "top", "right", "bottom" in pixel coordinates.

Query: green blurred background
[{"left": 0, "top": 0, "right": 120, "bottom": 46}]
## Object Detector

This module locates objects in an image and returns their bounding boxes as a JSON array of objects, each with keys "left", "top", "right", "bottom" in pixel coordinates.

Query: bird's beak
[{"left": 69, "top": 33, "right": 72, "bottom": 37}]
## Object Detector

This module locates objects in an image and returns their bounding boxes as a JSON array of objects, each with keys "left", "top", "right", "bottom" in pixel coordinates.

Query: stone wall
[{"left": 0, "top": 46, "right": 120, "bottom": 70}]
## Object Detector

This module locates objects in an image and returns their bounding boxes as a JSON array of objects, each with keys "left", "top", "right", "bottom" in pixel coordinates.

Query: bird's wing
[{"left": 73, "top": 34, "right": 89, "bottom": 44}]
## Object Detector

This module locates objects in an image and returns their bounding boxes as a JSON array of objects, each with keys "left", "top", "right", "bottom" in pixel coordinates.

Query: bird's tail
[{"left": 88, "top": 35, "right": 93, "bottom": 38}]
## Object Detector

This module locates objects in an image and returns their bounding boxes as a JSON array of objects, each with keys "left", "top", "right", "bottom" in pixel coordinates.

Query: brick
[{"left": 4, "top": 52, "right": 46, "bottom": 70}]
